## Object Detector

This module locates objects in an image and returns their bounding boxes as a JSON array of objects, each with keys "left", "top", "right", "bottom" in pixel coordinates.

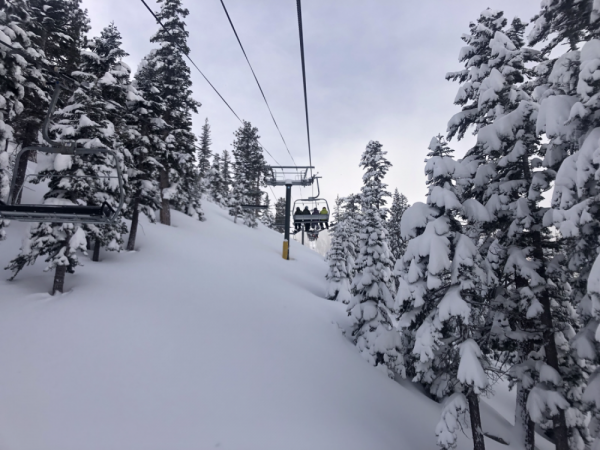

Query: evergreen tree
[
  {"left": 123, "top": 65, "right": 162, "bottom": 252},
  {"left": 259, "top": 194, "right": 274, "bottom": 228},
  {"left": 273, "top": 196, "right": 286, "bottom": 233},
  {"left": 347, "top": 141, "right": 400, "bottom": 377},
  {"left": 387, "top": 189, "right": 409, "bottom": 262},
  {"left": 228, "top": 121, "right": 266, "bottom": 228},
  {"left": 325, "top": 220, "right": 352, "bottom": 303},
  {"left": 12, "top": 0, "right": 90, "bottom": 204},
  {"left": 6, "top": 33, "right": 124, "bottom": 289},
  {"left": 220, "top": 149, "right": 232, "bottom": 201},
  {"left": 396, "top": 137, "right": 490, "bottom": 450},
  {"left": 0, "top": 0, "right": 34, "bottom": 233},
  {"left": 443, "top": 9, "right": 586, "bottom": 449},
  {"left": 197, "top": 118, "right": 211, "bottom": 194},
  {"left": 339, "top": 193, "right": 361, "bottom": 278},
  {"left": 208, "top": 152, "right": 225, "bottom": 206},
  {"left": 532, "top": 7, "right": 600, "bottom": 448},
  {"left": 147, "top": 0, "right": 202, "bottom": 225}
]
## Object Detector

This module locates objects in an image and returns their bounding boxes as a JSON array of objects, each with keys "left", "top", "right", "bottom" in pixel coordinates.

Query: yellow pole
[{"left": 282, "top": 240, "right": 289, "bottom": 260}]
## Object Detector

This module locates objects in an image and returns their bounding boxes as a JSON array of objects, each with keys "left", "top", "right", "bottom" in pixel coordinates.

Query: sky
[{"left": 82, "top": 0, "right": 542, "bottom": 209}]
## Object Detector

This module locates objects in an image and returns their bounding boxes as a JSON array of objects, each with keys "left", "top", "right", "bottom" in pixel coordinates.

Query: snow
[
  {"left": 539, "top": 363, "right": 563, "bottom": 386},
  {"left": 0, "top": 173, "right": 556, "bottom": 450},
  {"left": 400, "top": 202, "right": 437, "bottom": 240},
  {"left": 536, "top": 95, "right": 579, "bottom": 140},
  {"left": 438, "top": 286, "right": 470, "bottom": 323},
  {"left": 457, "top": 339, "right": 488, "bottom": 392}
]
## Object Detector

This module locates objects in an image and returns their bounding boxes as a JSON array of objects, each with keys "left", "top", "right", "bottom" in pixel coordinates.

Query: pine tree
[
  {"left": 273, "top": 196, "right": 286, "bottom": 233},
  {"left": 208, "top": 152, "right": 225, "bottom": 205},
  {"left": 260, "top": 194, "right": 274, "bottom": 228},
  {"left": 387, "top": 189, "right": 409, "bottom": 262},
  {"left": 220, "top": 149, "right": 232, "bottom": 201},
  {"left": 123, "top": 67, "right": 162, "bottom": 252},
  {"left": 339, "top": 193, "right": 361, "bottom": 278},
  {"left": 0, "top": 0, "right": 35, "bottom": 239},
  {"left": 347, "top": 141, "right": 400, "bottom": 377},
  {"left": 147, "top": 0, "right": 202, "bottom": 225},
  {"left": 6, "top": 33, "right": 124, "bottom": 289},
  {"left": 325, "top": 220, "right": 352, "bottom": 303},
  {"left": 396, "top": 137, "right": 490, "bottom": 450},
  {"left": 12, "top": 0, "right": 90, "bottom": 204},
  {"left": 531, "top": 6, "right": 600, "bottom": 448},
  {"left": 229, "top": 121, "right": 266, "bottom": 228},
  {"left": 197, "top": 118, "right": 212, "bottom": 194}
]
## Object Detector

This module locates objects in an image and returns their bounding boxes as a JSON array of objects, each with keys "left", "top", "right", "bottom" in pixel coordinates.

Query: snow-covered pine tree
[
  {"left": 220, "top": 149, "right": 232, "bottom": 201},
  {"left": 229, "top": 121, "right": 266, "bottom": 228},
  {"left": 121, "top": 63, "right": 163, "bottom": 251},
  {"left": 347, "top": 141, "right": 400, "bottom": 377},
  {"left": 6, "top": 32, "right": 123, "bottom": 289},
  {"left": 339, "top": 193, "right": 361, "bottom": 278},
  {"left": 396, "top": 136, "right": 490, "bottom": 450},
  {"left": 529, "top": 5, "right": 600, "bottom": 449},
  {"left": 208, "top": 152, "right": 225, "bottom": 205},
  {"left": 147, "top": 0, "right": 202, "bottom": 225},
  {"left": 0, "top": 0, "right": 34, "bottom": 238},
  {"left": 12, "top": 0, "right": 90, "bottom": 204},
  {"left": 273, "top": 196, "right": 286, "bottom": 233},
  {"left": 325, "top": 220, "right": 351, "bottom": 303},
  {"left": 79, "top": 23, "right": 131, "bottom": 261},
  {"left": 443, "top": 10, "right": 587, "bottom": 449},
  {"left": 387, "top": 188, "right": 409, "bottom": 262},
  {"left": 197, "top": 118, "right": 211, "bottom": 194},
  {"left": 259, "top": 194, "right": 274, "bottom": 228}
]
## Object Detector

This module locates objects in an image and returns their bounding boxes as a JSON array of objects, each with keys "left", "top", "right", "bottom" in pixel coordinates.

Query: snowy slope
[{"left": 0, "top": 187, "right": 552, "bottom": 450}]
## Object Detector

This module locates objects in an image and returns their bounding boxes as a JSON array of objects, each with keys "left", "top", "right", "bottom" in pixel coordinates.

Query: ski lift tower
[{"left": 265, "top": 166, "right": 314, "bottom": 260}]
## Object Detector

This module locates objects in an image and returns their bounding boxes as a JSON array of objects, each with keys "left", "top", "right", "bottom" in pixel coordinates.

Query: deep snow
[{"left": 0, "top": 186, "right": 554, "bottom": 450}]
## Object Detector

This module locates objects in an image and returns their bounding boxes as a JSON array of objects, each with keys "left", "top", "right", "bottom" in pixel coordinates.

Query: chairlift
[
  {"left": 291, "top": 177, "right": 330, "bottom": 226},
  {"left": 0, "top": 81, "right": 124, "bottom": 224}
]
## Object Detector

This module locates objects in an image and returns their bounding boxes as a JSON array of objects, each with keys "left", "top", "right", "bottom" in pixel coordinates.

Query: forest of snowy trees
[
  {"left": 4, "top": 0, "right": 600, "bottom": 449},
  {"left": 0, "top": 0, "right": 275, "bottom": 293},
  {"left": 322, "top": 3, "right": 600, "bottom": 450}
]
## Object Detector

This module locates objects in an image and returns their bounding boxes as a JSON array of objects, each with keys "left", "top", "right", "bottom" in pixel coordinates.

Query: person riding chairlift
[
  {"left": 302, "top": 206, "right": 311, "bottom": 232},
  {"left": 294, "top": 207, "right": 302, "bottom": 232},
  {"left": 311, "top": 207, "right": 320, "bottom": 230},
  {"left": 319, "top": 206, "right": 329, "bottom": 230}
]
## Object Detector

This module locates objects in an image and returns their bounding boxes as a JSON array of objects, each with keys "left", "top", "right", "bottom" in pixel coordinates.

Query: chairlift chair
[
  {"left": 0, "top": 81, "right": 124, "bottom": 224},
  {"left": 291, "top": 177, "right": 330, "bottom": 226}
]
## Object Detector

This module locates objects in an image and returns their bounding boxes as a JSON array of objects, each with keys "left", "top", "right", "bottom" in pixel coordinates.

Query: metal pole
[
  {"left": 302, "top": 227, "right": 304, "bottom": 245},
  {"left": 283, "top": 183, "right": 292, "bottom": 260}
]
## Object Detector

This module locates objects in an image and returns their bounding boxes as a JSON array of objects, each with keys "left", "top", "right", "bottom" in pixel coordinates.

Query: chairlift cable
[
  {"left": 218, "top": 0, "right": 297, "bottom": 166},
  {"left": 295, "top": 0, "right": 313, "bottom": 181}
]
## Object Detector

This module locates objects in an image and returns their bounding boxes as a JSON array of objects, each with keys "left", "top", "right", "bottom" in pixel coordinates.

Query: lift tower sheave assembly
[{"left": 265, "top": 166, "right": 314, "bottom": 260}]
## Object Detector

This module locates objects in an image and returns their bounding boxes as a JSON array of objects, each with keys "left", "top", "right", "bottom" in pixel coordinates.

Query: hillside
[{"left": 0, "top": 195, "right": 552, "bottom": 450}]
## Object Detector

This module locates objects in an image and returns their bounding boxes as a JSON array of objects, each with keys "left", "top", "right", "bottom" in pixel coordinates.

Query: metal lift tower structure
[{"left": 265, "top": 166, "right": 314, "bottom": 260}]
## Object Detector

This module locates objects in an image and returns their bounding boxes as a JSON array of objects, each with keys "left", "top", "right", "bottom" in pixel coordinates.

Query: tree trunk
[
  {"left": 159, "top": 168, "right": 171, "bottom": 226},
  {"left": 467, "top": 390, "right": 486, "bottom": 450},
  {"left": 515, "top": 382, "right": 535, "bottom": 450},
  {"left": 532, "top": 231, "right": 570, "bottom": 450},
  {"left": 127, "top": 199, "right": 140, "bottom": 251},
  {"left": 92, "top": 239, "right": 100, "bottom": 262},
  {"left": 12, "top": 148, "right": 29, "bottom": 205},
  {"left": 51, "top": 264, "right": 66, "bottom": 295}
]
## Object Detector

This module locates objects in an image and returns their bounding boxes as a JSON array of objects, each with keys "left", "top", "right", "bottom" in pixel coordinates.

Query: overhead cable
[
  {"left": 218, "top": 0, "right": 296, "bottom": 166},
  {"left": 295, "top": 0, "right": 313, "bottom": 179}
]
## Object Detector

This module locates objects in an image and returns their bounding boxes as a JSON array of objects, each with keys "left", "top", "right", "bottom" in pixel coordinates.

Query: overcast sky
[{"left": 82, "top": 0, "right": 541, "bottom": 208}]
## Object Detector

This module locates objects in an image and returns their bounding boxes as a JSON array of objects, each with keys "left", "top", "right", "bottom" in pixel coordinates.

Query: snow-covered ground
[{"left": 0, "top": 183, "right": 554, "bottom": 450}]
